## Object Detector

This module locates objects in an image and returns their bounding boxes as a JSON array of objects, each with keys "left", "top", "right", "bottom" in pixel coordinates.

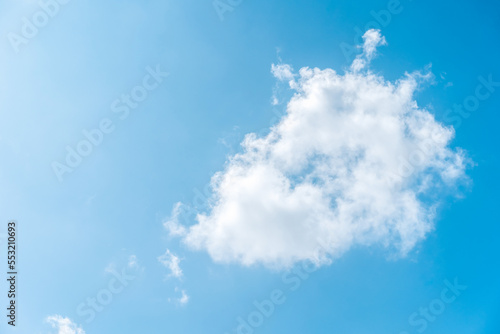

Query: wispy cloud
[
  {"left": 351, "top": 29, "right": 387, "bottom": 72},
  {"left": 127, "top": 255, "right": 139, "bottom": 269},
  {"left": 158, "top": 249, "right": 183, "bottom": 279},
  {"left": 105, "top": 254, "right": 143, "bottom": 274},
  {"left": 271, "top": 63, "right": 295, "bottom": 81},
  {"left": 163, "top": 202, "right": 188, "bottom": 237},
  {"left": 169, "top": 288, "right": 190, "bottom": 306}
]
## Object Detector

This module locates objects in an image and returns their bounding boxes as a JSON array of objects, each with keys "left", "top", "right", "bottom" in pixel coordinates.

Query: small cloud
[
  {"left": 271, "top": 95, "right": 279, "bottom": 106},
  {"left": 271, "top": 62, "right": 295, "bottom": 105},
  {"left": 179, "top": 290, "right": 190, "bottom": 305},
  {"left": 271, "top": 63, "right": 294, "bottom": 81},
  {"left": 128, "top": 255, "right": 138, "bottom": 269},
  {"left": 46, "top": 315, "right": 85, "bottom": 334},
  {"left": 169, "top": 288, "right": 189, "bottom": 306},
  {"left": 163, "top": 202, "right": 188, "bottom": 237},
  {"left": 440, "top": 72, "right": 453, "bottom": 89},
  {"left": 105, "top": 254, "right": 143, "bottom": 275},
  {"left": 351, "top": 29, "right": 387, "bottom": 72},
  {"left": 158, "top": 249, "right": 183, "bottom": 279}
]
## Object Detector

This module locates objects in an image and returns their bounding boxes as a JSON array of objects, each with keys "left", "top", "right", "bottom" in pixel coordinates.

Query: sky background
[{"left": 0, "top": 0, "right": 499, "bottom": 333}]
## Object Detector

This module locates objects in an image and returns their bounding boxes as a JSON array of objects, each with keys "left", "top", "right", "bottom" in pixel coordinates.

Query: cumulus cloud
[
  {"left": 169, "top": 29, "right": 469, "bottom": 269},
  {"left": 46, "top": 315, "right": 85, "bottom": 334},
  {"left": 158, "top": 249, "right": 183, "bottom": 279}
]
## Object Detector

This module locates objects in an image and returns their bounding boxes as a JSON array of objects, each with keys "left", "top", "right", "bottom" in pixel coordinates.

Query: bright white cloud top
[
  {"left": 46, "top": 315, "right": 85, "bottom": 334},
  {"left": 168, "top": 30, "right": 468, "bottom": 269},
  {"left": 351, "top": 29, "right": 387, "bottom": 72}
]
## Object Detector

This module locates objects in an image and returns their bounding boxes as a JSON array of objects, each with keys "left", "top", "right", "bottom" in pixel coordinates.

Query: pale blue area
[{"left": 0, "top": 0, "right": 499, "bottom": 333}]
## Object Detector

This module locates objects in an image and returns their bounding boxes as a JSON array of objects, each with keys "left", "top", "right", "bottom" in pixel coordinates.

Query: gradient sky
[{"left": 0, "top": 0, "right": 499, "bottom": 333}]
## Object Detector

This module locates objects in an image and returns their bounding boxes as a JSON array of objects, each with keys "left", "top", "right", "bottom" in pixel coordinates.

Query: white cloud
[
  {"left": 163, "top": 202, "right": 188, "bottom": 237},
  {"left": 158, "top": 249, "right": 183, "bottom": 279},
  {"left": 271, "top": 64, "right": 296, "bottom": 106},
  {"left": 351, "top": 29, "right": 387, "bottom": 72},
  {"left": 271, "top": 63, "right": 295, "bottom": 81},
  {"left": 169, "top": 288, "right": 189, "bottom": 306},
  {"left": 171, "top": 30, "right": 469, "bottom": 269},
  {"left": 105, "top": 254, "right": 143, "bottom": 274},
  {"left": 46, "top": 315, "right": 85, "bottom": 334},
  {"left": 179, "top": 290, "right": 190, "bottom": 305},
  {"left": 128, "top": 255, "right": 138, "bottom": 268}
]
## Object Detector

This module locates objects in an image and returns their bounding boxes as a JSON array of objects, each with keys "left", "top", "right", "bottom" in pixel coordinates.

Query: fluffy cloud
[
  {"left": 46, "top": 315, "right": 85, "bottom": 334},
  {"left": 158, "top": 249, "right": 183, "bottom": 279},
  {"left": 170, "top": 29, "right": 469, "bottom": 269}
]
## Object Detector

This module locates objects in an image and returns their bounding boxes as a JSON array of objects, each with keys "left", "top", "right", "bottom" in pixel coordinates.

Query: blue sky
[{"left": 0, "top": 0, "right": 499, "bottom": 333}]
